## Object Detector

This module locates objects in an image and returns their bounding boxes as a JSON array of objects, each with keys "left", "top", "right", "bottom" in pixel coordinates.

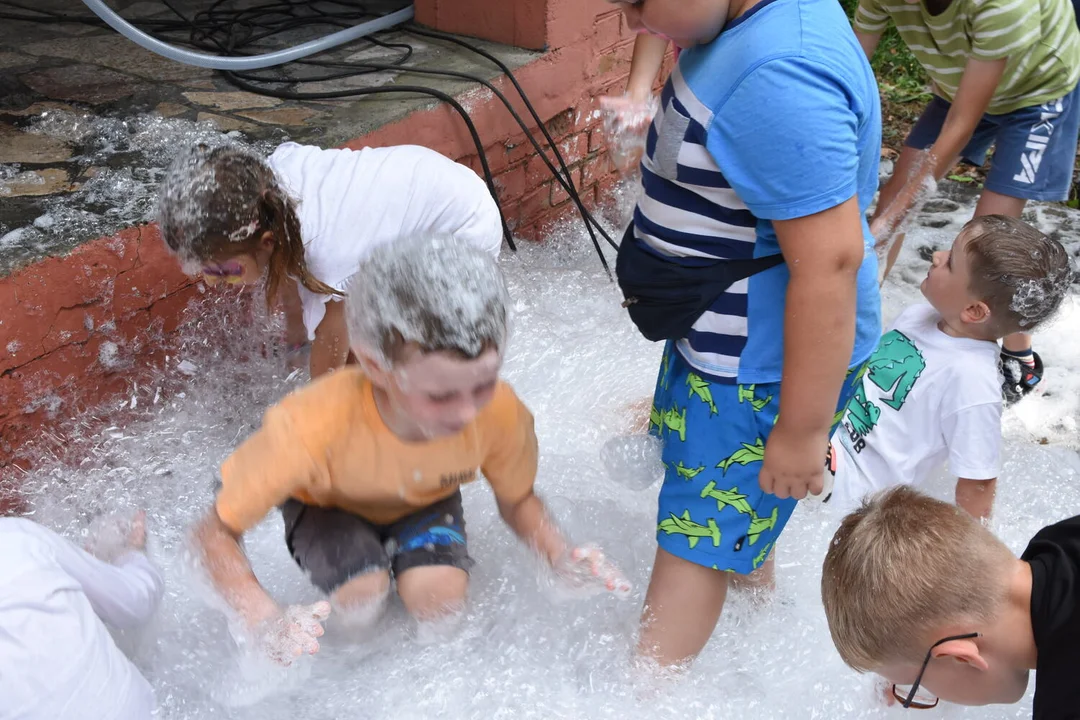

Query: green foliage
[{"left": 837, "top": 0, "right": 930, "bottom": 104}]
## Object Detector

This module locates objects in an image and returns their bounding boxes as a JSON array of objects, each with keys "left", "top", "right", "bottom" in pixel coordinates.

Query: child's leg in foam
[
  {"left": 384, "top": 490, "right": 474, "bottom": 623},
  {"left": 281, "top": 500, "right": 392, "bottom": 629},
  {"left": 638, "top": 345, "right": 861, "bottom": 667}
]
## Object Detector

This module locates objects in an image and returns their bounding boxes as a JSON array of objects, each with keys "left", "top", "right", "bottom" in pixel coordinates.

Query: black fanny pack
[{"left": 616, "top": 224, "right": 783, "bottom": 342}]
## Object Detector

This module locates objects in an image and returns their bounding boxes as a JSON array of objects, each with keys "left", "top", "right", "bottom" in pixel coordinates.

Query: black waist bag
[{"left": 616, "top": 224, "right": 783, "bottom": 342}]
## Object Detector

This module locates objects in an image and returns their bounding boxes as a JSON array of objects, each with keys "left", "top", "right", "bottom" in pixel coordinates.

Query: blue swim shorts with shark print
[{"left": 650, "top": 341, "right": 862, "bottom": 574}]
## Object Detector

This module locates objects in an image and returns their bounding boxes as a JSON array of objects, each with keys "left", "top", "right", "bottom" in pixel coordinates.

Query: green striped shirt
[{"left": 855, "top": 0, "right": 1080, "bottom": 114}]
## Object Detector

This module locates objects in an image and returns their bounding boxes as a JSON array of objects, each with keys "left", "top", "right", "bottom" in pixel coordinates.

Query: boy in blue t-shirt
[{"left": 609, "top": 0, "right": 882, "bottom": 667}]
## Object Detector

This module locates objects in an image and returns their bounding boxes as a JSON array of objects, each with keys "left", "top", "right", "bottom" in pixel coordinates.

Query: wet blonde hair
[
  {"left": 821, "top": 486, "right": 1015, "bottom": 672},
  {"left": 157, "top": 143, "right": 342, "bottom": 308}
]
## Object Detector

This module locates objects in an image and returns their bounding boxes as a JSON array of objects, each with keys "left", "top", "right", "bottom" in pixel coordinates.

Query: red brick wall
[{"left": 0, "top": 0, "right": 666, "bottom": 474}]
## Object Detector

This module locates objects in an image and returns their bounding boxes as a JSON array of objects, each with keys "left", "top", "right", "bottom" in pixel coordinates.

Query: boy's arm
[
  {"left": 955, "top": 477, "right": 997, "bottom": 522},
  {"left": 309, "top": 299, "right": 350, "bottom": 379},
  {"left": 202, "top": 405, "right": 320, "bottom": 630},
  {"left": 625, "top": 33, "right": 670, "bottom": 102},
  {"left": 483, "top": 387, "right": 629, "bottom": 594},
  {"left": 496, "top": 492, "right": 567, "bottom": 565},
  {"left": 762, "top": 196, "right": 865, "bottom": 499},
  {"left": 854, "top": 30, "right": 881, "bottom": 60},
  {"left": 872, "top": 57, "right": 1007, "bottom": 236},
  {"left": 193, "top": 509, "right": 282, "bottom": 630},
  {"left": 943, "top": 401, "right": 1002, "bottom": 522},
  {"left": 852, "top": 0, "right": 887, "bottom": 59}
]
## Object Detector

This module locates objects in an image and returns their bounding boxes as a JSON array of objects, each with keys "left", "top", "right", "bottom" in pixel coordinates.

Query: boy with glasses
[{"left": 822, "top": 486, "right": 1080, "bottom": 718}]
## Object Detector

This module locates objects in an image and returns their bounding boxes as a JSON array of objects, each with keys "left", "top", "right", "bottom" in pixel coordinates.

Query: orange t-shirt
[{"left": 216, "top": 368, "right": 538, "bottom": 533}]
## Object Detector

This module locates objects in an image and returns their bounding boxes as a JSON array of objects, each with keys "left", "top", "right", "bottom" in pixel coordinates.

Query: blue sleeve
[{"left": 707, "top": 57, "right": 861, "bottom": 221}]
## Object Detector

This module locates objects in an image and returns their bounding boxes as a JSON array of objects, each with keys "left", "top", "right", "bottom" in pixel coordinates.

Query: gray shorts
[{"left": 281, "top": 491, "right": 473, "bottom": 594}]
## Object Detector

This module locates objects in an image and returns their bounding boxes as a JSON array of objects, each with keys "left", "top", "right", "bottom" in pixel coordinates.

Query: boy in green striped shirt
[{"left": 855, "top": 0, "right": 1080, "bottom": 405}]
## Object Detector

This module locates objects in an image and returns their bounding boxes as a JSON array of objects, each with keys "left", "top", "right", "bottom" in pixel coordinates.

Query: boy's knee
[
  {"left": 396, "top": 565, "right": 469, "bottom": 621},
  {"left": 330, "top": 570, "right": 392, "bottom": 628}
]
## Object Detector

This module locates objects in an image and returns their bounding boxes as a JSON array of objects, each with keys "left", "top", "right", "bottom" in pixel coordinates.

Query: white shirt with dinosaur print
[{"left": 827, "top": 303, "right": 1003, "bottom": 514}]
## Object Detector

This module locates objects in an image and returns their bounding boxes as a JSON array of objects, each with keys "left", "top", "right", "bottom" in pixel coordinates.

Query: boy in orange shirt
[{"left": 192, "top": 235, "right": 630, "bottom": 664}]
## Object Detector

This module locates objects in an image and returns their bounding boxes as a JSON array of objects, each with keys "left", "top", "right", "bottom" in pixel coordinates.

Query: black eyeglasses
[{"left": 892, "top": 632, "right": 980, "bottom": 709}]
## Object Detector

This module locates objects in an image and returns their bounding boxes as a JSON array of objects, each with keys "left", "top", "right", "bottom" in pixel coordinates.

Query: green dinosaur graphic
[
  {"left": 753, "top": 542, "right": 773, "bottom": 569},
  {"left": 661, "top": 350, "right": 672, "bottom": 390},
  {"left": 716, "top": 437, "right": 765, "bottom": 474},
  {"left": 650, "top": 405, "right": 663, "bottom": 434},
  {"left": 662, "top": 406, "right": 687, "bottom": 442},
  {"left": 674, "top": 461, "right": 706, "bottom": 480},
  {"left": 686, "top": 373, "right": 718, "bottom": 415},
  {"left": 846, "top": 331, "right": 926, "bottom": 436},
  {"left": 747, "top": 507, "right": 779, "bottom": 546},
  {"left": 700, "top": 481, "right": 753, "bottom": 514},
  {"left": 658, "top": 510, "right": 721, "bottom": 549},
  {"left": 737, "top": 384, "right": 772, "bottom": 412}
]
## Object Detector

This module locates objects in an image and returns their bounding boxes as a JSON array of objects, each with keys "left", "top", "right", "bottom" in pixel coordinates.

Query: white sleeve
[
  {"left": 34, "top": 524, "right": 165, "bottom": 631},
  {"left": 941, "top": 402, "right": 1002, "bottom": 480}
]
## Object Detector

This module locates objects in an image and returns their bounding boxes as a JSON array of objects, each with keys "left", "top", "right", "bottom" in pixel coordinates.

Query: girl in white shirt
[
  {"left": 0, "top": 512, "right": 163, "bottom": 720},
  {"left": 156, "top": 142, "right": 503, "bottom": 378}
]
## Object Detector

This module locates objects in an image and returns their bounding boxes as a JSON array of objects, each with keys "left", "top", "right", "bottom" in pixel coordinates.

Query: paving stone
[
  {"left": 3, "top": 101, "right": 79, "bottom": 117},
  {"left": 22, "top": 37, "right": 212, "bottom": 82},
  {"left": 0, "top": 124, "right": 72, "bottom": 163},
  {"left": 183, "top": 78, "right": 218, "bottom": 90},
  {"left": 196, "top": 112, "right": 259, "bottom": 132},
  {"left": 154, "top": 102, "right": 191, "bottom": 118},
  {"left": 182, "top": 91, "right": 282, "bottom": 111},
  {"left": 22, "top": 65, "right": 147, "bottom": 104},
  {"left": 0, "top": 52, "right": 33, "bottom": 70},
  {"left": 236, "top": 106, "right": 323, "bottom": 126},
  {"left": 0, "top": 168, "right": 71, "bottom": 197}
]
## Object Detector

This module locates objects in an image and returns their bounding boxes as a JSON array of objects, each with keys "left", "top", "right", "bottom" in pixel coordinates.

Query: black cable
[{"left": 406, "top": 26, "right": 619, "bottom": 252}]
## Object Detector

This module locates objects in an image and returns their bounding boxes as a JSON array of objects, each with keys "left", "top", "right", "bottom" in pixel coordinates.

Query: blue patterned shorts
[{"left": 650, "top": 342, "right": 862, "bottom": 574}]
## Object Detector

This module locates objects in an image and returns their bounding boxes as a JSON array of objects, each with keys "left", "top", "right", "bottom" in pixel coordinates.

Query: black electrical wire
[{"left": 0, "top": 0, "right": 622, "bottom": 275}]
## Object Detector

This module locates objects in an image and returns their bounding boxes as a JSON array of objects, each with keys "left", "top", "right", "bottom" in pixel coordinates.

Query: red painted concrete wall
[{"left": 0, "top": 1, "right": 670, "bottom": 477}]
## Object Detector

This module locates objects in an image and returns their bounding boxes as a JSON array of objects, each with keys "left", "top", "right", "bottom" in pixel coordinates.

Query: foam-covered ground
[{"left": 12, "top": 183, "right": 1080, "bottom": 719}]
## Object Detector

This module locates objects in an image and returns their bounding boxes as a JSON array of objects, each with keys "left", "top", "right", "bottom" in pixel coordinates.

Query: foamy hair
[
  {"left": 156, "top": 141, "right": 269, "bottom": 273},
  {"left": 963, "top": 215, "right": 1074, "bottom": 332},
  {"left": 344, "top": 234, "right": 510, "bottom": 367},
  {"left": 1010, "top": 265, "right": 1074, "bottom": 329}
]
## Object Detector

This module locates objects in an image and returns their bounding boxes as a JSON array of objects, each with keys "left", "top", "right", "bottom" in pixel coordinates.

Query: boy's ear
[
  {"left": 960, "top": 300, "right": 992, "bottom": 326},
  {"left": 259, "top": 230, "right": 275, "bottom": 248},
  {"left": 931, "top": 637, "right": 989, "bottom": 672},
  {"left": 354, "top": 348, "right": 392, "bottom": 386}
]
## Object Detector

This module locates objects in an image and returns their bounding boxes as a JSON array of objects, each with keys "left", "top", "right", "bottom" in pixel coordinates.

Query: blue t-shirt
[{"left": 632, "top": 0, "right": 882, "bottom": 385}]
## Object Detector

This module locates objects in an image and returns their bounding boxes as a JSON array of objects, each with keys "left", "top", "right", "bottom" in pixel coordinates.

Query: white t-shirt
[
  {"left": 0, "top": 518, "right": 164, "bottom": 720},
  {"left": 827, "top": 304, "right": 1003, "bottom": 514},
  {"left": 267, "top": 142, "right": 504, "bottom": 340}
]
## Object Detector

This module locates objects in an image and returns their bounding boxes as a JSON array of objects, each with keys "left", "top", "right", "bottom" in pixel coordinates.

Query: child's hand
[
  {"left": 554, "top": 544, "right": 632, "bottom": 598},
  {"left": 255, "top": 601, "right": 331, "bottom": 666},
  {"left": 598, "top": 95, "right": 659, "bottom": 173},
  {"left": 758, "top": 423, "right": 829, "bottom": 500},
  {"left": 85, "top": 510, "right": 148, "bottom": 563}
]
